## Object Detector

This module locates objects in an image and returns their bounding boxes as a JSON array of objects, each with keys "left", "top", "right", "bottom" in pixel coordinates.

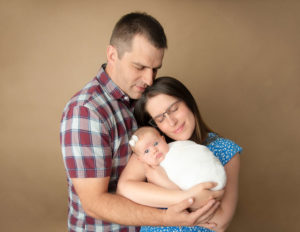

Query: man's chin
[{"left": 130, "top": 92, "right": 143, "bottom": 99}]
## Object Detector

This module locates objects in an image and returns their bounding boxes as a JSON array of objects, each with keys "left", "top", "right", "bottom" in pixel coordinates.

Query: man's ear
[{"left": 106, "top": 45, "right": 118, "bottom": 64}]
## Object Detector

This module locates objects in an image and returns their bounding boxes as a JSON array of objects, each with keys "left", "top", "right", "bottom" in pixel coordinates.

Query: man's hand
[{"left": 163, "top": 197, "right": 220, "bottom": 227}]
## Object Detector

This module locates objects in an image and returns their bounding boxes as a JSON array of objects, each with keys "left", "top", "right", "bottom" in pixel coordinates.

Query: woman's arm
[
  {"left": 117, "top": 154, "right": 223, "bottom": 208},
  {"left": 207, "top": 153, "right": 240, "bottom": 232}
]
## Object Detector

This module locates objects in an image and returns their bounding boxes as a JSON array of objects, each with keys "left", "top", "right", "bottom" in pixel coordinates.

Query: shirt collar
[{"left": 96, "top": 64, "right": 133, "bottom": 107}]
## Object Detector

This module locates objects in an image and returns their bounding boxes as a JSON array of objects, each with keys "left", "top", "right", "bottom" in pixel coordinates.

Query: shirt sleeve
[
  {"left": 206, "top": 135, "right": 243, "bottom": 166},
  {"left": 60, "top": 105, "right": 112, "bottom": 178}
]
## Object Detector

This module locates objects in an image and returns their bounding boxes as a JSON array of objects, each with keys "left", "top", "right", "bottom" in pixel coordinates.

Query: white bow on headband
[{"left": 129, "top": 135, "right": 139, "bottom": 147}]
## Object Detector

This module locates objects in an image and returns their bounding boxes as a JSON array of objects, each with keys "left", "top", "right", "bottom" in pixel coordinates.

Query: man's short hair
[{"left": 110, "top": 12, "right": 167, "bottom": 58}]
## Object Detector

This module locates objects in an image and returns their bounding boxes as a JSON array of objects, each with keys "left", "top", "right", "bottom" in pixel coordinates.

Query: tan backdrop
[{"left": 1, "top": 0, "right": 299, "bottom": 231}]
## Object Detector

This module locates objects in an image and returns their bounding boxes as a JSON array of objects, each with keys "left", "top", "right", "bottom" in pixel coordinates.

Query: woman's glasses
[{"left": 148, "top": 100, "right": 181, "bottom": 127}]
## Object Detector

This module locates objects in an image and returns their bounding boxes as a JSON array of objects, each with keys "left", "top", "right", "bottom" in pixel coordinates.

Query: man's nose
[{"left": 142, "top": 69, "right": 154, "bottom": 86}]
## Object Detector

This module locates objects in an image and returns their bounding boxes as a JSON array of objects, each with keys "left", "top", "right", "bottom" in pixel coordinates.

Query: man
[{"left": 60, "top": 12, "right": 219, "bottom": 231}]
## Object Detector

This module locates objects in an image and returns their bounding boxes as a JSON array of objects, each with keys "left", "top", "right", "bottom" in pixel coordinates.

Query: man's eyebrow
[
  {"left": 154, "top": 64, "right": 162, "bottom": 69},
  {"left": 132, "top": 62, "right": 143, "bottom": 66},
  {"left": 132, "top": 62, "right": 162, "bottom": 69}
]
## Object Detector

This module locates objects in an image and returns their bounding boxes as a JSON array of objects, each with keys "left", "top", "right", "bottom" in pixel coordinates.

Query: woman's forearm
[
  {"left": 208, "top": 197, "right": 238, "bottom": 231},
  {"left": 208, "top": 154, "right": 240, "bottom": 231}
]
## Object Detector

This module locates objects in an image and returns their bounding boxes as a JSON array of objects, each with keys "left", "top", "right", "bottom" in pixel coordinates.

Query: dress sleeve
[
  {"left": 60, "top": 105, "right": 112, "bottom": 178},
  {"left": 206, "top": 134, "right": 243, "bottom": 166}
]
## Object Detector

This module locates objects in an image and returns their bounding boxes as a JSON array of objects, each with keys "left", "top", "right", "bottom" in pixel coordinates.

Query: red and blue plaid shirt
[{"left": 60, "top": 64, "right": 139, "bottom": 231}]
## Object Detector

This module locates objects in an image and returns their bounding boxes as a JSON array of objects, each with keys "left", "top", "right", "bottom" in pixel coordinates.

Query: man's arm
[
  {"left": 72, "top": 177, "right": 163, "bottom": 225},
  {"left": 72, "top": 176, "right": 218, "bottom": 226}
]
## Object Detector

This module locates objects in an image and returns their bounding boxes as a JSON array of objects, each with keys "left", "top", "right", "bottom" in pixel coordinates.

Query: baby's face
[{"left": 135, "top": 132, "right": 169, "bottom": 166}]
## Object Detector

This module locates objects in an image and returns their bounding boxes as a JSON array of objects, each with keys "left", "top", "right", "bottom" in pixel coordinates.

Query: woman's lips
[{"left": 174, "top": 123, "right": 184, "bottom": 134}]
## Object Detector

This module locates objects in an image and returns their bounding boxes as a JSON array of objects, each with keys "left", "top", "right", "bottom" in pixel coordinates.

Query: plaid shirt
[{"left": 60, "top": 64, "right": 139, "bottom": 232}]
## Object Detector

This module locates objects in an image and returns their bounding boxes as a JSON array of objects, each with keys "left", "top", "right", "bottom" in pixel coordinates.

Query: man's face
[{"left": 111, "top": 34, "right": 165, "bottom": 99}]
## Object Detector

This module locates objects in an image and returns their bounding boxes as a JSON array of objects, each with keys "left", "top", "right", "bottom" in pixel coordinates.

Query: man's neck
[{"left": 105, "top": 62, "right": 113, "bottom": 78}]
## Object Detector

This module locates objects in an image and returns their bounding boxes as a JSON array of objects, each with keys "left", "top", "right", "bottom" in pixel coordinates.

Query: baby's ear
[
  {"left": 161, "top": 135, "right": 166, "bottom": 141},
  {"left": 133, "top": 153, "right": 142, "bottom": 161}
]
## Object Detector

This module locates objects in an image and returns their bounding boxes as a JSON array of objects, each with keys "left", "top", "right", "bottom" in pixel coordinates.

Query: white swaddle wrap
[{"left": 160, "top": 140, "right": 226, "bottom": 190}]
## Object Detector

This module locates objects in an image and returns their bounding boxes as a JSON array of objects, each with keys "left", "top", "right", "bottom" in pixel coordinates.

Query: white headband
[{"left": 129, "top": 135, "right": 139, "bottom": 147}]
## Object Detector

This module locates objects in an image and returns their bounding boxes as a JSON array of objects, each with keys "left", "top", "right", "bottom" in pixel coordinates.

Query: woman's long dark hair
[{"left": 134, "top": 76, "right": 213, "bottom": 144}]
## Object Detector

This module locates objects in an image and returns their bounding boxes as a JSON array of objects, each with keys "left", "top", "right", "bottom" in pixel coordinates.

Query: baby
[{"left": 129, "top": 127, "right": 226, "bottom": 191}]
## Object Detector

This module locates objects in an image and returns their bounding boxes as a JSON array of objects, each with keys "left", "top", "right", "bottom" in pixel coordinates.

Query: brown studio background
[{"left": 1, "top": 0, "right": 299, "bottom": 231}]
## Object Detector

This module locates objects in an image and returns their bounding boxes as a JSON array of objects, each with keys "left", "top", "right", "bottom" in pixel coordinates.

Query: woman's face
[{"left": 145, "top": 94, "right": 196, "bottom": 141}]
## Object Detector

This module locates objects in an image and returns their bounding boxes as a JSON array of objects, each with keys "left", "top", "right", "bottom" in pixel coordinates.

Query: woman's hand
[{"left": 185, "top": 182, "right": 224, "bottom": 211}]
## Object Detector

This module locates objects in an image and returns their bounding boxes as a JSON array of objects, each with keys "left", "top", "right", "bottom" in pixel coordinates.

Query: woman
[{"left": 117, "top": 76, "right": 242, "bottom": 232}]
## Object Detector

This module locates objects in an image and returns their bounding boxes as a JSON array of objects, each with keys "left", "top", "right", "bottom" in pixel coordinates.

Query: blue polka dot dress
[
  {"left": 140, "top": 133, "right": 243, "bottom": 232},
  {"left": 205, "top": 133, "right": 242, "bottom": 166}
]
